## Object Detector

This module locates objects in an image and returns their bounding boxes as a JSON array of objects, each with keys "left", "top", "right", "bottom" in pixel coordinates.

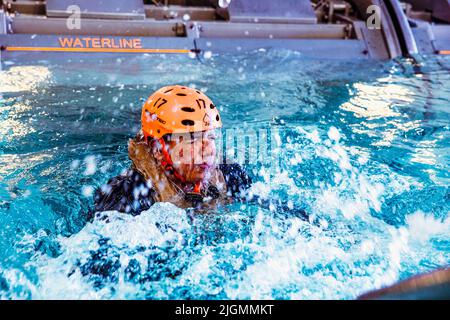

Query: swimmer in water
[
  {"left": 93, "top": 85, "right": 253, "bottom": 214},
  {"left": 92, "top": 85, "right": 308, "bottom": 221}
]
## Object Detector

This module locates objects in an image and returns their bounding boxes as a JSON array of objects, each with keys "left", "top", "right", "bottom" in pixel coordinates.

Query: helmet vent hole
[
  {"left": 181, "top": 119, "right": 195, "bottom": 126},
  {"left": 176, "top": 93, "right": 187, "bottom": 96},
  {"left": 164, "top": 89, "right": 173, "bottom": 93},
  {"left": 216, "top": 115, "right": 220, "bottom": 121},
  {"left": 210, "top": 104, "right": 216, "bottom": 109},
  {"left": 196, "top": 90, "right": 201, "bottom": 94},
  {"left": 181, "top": 107, "right": 196, "bottom": 112}
]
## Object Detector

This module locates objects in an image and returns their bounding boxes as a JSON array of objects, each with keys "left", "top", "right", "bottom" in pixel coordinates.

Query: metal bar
[
  {"left": 45, "top": 0, "right": 146, "bottom": 20},
  {"left": 384, "top": 0, "right": 418, "bottom": 56},
  {"left": 10, "top": 15, "right": 346, "bottom": 39},
  {"left": 11, "top": 15, "right": 181, "bottom": 36},
  {"left": 195, "top": 37, "right": 370, "bottom": 58},
  {"left": 0, "top": 10, "right": 8, "bottom": 34},
  {"left": 193, "top": 21, "right": 346, "bottom": 39},
  {"left": 46, "top": 10, "right": 146, "bottom": 20},
  {"left": 376, "top": 0, "right": 403, "bottom": 58}
]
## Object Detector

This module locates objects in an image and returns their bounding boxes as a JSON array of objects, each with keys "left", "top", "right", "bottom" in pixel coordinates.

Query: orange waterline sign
[
  {"left": 59, "top": 37, "right": 143, "bottom": 49},
  {"left": 4, "top": 36, "right": 192, "bottom": 54}
]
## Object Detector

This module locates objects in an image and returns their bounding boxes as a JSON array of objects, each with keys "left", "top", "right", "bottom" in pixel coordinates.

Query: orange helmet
[{"left": 141, "top": 85, "right": 222, "bottom": 140}]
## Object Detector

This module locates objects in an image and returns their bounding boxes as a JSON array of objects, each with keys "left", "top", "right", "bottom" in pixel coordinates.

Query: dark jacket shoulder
[
  {"left": 93, "top": 164, "right": 253, "bottom": 214},
  {"left": 219, "top": 163, "right": 252, "bottom": 198},
  {"left": 93, "top": 169, "right": 155, "bottom": 215}
]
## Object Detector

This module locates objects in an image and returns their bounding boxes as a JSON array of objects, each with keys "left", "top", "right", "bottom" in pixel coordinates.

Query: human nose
[{"left": 202, "top": 138, "right": 215, "bottom": 158}]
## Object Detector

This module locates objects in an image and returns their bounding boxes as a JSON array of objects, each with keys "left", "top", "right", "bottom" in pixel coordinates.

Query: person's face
[{"left": 166, "top": 130, "right": 219, "bottom": 184}]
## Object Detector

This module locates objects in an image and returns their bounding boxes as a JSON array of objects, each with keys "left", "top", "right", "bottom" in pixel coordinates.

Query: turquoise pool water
[{"left": 0, "top": 51, "right": 449, "bottom": 299}]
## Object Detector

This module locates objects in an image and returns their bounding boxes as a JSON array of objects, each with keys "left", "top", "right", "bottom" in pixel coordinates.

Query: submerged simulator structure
[{"left": 0, "top": 0, "right": 449, "bottom": 61}]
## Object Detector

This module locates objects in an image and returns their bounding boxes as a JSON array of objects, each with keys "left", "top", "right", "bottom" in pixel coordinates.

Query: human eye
[{"left": 186, "top": 137, "right": 198, "bottom": 144}]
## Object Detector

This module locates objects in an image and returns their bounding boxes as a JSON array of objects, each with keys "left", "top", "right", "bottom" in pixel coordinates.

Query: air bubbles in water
[
  {"left": 83, "top": 155, "right": 97, "bottom": 176},
  {"left": 70, "top": 159, "right": 80, "bottom": 170},
  {"left": 81, "top": 185, "right": 94, "bottom": 197},
  {"left": 218, "top": 0, "right": 232, "bottom": 8},
  {"left": 327, "top": 127, "right": 340, "bottom": 142},
  {"left": 203, "top": 51, "right": 212, "bottom": 60}
]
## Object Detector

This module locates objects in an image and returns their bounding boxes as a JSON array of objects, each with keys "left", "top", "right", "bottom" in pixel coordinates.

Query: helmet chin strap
[{"left": 158, "top": 138, "right": 202, "bottom": 194}]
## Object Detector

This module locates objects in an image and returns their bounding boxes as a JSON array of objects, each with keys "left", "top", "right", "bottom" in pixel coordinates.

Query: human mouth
[{"left": 197, "top": 163, "right": 211, "bottom": 170}]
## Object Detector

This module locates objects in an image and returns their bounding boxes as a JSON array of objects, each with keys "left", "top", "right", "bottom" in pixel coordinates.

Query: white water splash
[{"left": 26, "top": 203, "right": 189, "bottom": 299}]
